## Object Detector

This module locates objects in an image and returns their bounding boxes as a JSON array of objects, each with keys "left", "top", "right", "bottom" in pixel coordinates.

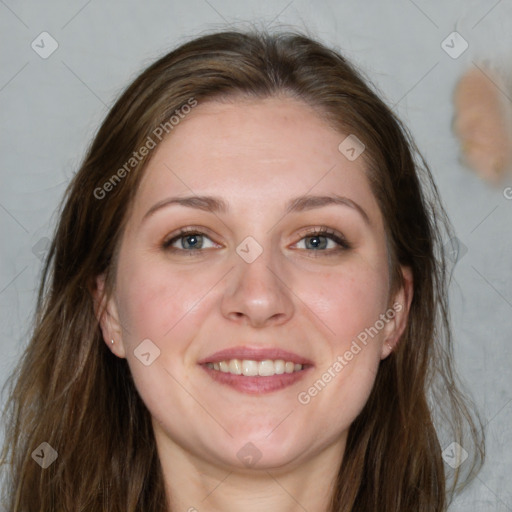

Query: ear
[
  {"left": 91, "top": 273, "right": 126, "bottom": 358},
  {"left": 380, "top": 265, "right": 413, "bottom": 359}
]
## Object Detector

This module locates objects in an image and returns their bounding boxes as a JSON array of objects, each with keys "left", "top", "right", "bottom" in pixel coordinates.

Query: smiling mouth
[
  {"left": 205, "top": 358, "right": 304, "bottom": 376},
  {"left": 200, "top": 356, "right": 312, "bottom": 394},
  {"left": 198, "top": 346, "right": 313, "bottom": 393}
]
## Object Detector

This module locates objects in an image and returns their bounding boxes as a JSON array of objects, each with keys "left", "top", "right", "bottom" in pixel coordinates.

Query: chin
[{"left": 212, "top": 428, "right": 313, "bottom": 471}]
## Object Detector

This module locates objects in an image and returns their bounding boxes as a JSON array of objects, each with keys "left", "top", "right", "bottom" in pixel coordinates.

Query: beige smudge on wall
[{"left": 453, "top": 65, "right": 512, "bottom": 185}]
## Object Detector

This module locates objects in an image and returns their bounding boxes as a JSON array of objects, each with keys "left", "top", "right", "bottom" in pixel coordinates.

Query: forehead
[{"left": 133, "top": 96, "right": 381, "bottom": 221}]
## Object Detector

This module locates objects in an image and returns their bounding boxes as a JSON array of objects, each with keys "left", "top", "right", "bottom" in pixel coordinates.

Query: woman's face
[{"left": 98, "top": 97, "right": 411, "bottom": 473}]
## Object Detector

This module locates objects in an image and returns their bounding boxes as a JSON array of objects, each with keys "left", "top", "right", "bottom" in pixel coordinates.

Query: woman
[{"left": 1, "top": 30, "right": 484, "bottom": 511}]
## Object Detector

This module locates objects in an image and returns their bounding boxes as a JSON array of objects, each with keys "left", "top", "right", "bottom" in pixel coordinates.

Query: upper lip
[{"left": 198, "top": 346, "right": 314, "bottom": 366}]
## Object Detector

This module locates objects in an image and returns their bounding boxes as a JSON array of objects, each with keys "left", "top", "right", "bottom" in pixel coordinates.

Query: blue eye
[
  {"left": 162, "top": 227, "right": 350, "bottom": 256},
  {"left": 294, "top": 229, "right": 350, "bottom": 253},
  {"left": 299, "top": 234, "right": 336, "bottom": 250},
  {"left": 163, "top": 230, "right": 217, "bottom": 251}
]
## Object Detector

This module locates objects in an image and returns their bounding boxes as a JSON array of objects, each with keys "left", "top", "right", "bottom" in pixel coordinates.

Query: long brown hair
[{"left": 1, "top": 29, "right": 484, "bottom": 511}]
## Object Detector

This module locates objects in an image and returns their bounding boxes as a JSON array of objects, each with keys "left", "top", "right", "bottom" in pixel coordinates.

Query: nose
[{"left": 220, "top": 247, "right": 295, "bottom": 328}]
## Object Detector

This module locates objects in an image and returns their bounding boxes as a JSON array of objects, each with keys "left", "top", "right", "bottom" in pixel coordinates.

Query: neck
[{"left": 156, "top": 436, "right": 345, "bottom": 512}]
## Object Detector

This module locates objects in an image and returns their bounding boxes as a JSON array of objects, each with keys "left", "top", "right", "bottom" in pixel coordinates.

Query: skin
[{"left": 95, "top": 96, "right": 413, "bottom": 511}]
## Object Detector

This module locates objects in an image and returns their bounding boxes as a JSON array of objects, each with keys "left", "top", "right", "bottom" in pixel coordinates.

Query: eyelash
[{"left": 161, "top": 226, "right": 351, "bottom": 256}]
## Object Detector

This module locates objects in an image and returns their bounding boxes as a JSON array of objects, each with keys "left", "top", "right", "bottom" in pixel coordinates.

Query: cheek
[
  {"left": 113, "top": 256, "right": 209, "bottom": 420},
  {"left": 115, "top": 255, "right": 213, "bottom": 345},
  {"left": 291, "top": 256, "right": 390, "bottom": 348},
  {"left": 291, "top": 254, "right": 389, "bottom": 418}
]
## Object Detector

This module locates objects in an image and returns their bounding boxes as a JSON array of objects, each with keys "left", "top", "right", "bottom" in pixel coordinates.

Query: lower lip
[{"left": 200, "top": 365, "right": 311, "bottom": 394}]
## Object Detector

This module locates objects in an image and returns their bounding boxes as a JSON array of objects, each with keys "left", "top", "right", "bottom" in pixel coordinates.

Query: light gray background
[{"left": 1, "top": 0, "right": 511, "bottom": 509}]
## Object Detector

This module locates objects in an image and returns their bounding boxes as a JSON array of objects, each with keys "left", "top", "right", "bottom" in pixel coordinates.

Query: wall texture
[{"left": 1, "top": 0, "right": 511, "bottom": 509}]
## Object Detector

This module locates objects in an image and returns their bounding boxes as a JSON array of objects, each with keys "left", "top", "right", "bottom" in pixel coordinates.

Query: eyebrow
[{"left": 142, "top": 194, "right": 370, "bottom": 225}]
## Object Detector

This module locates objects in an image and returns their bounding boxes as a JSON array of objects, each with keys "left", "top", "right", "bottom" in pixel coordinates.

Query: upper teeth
[{"left": 206, "top": 359, "right": 303, "bottom": 376}]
